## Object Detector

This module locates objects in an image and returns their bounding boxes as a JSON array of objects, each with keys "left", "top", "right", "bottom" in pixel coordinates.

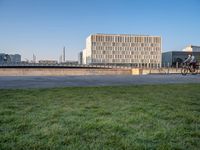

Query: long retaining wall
[
  {"left": 0, "top": 68, "right": 132, "bottom": 76},
  {"left": 0, "top": 68, "right": 184, "bottom": 76},
  {"left": 132, "top": 68, "right": 182, "bottom": 75}
]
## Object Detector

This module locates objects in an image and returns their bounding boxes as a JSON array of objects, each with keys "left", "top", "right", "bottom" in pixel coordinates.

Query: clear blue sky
[{"left": 0, "top": 0, "right": 200, "bottom": 61}]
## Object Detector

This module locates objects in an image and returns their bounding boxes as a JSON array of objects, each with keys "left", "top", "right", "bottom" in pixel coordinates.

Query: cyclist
[
  {"left": 184, "top": 54, "right": 196, "bottom": 70},
  {"left": 190, "top": 55, "right": 197, "bottom": 69}
]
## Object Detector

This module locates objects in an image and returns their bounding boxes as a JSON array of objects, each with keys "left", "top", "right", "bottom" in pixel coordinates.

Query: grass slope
[{"left": 0, "top": 84, "right": 200, "bottom": 149}]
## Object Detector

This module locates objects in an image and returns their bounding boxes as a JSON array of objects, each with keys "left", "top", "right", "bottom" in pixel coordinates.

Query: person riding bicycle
[{"left": 184, "top": 54, "right": 196, "bottom": 69}]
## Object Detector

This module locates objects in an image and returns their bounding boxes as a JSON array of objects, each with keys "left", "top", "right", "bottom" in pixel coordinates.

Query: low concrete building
[
  {"left": 10, "top": 54, "right": 21, "bottom": 63},
  {"left": 38, "top": 60, "right": 58, "bottom": 64},
  {"left": 62, "top": 60, "right": 78, "bottom": 65},
  {"left": 162, "top": 51, "right": 200, "bottom": 67}
]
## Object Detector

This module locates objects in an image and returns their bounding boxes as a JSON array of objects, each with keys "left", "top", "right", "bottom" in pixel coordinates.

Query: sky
[{"left": 0, "top": 0, "right": 200, "bottom": 61}]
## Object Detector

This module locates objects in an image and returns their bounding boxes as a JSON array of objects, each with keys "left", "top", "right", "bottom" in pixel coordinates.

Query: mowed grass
[{"left": 0, "top": 84, "right": 200, "bottom": 150}]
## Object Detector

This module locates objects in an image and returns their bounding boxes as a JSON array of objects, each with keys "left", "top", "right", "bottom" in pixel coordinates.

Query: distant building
[
  {"left": 62, "top": 60, "right": 78, "bottom": 65},
  {"left": 0, "top": 53, "right": 21, "bottom": 64},
  {"left": 38, "top": 60, "right": 58, "bottom": 64},
  {"left": 63, "top": 47, "right": 66, "bottom": 62},
  {"left": 78, "top": 52, "right": 83, "bottom": 64},
  {"left": 0, "top": 53, "right": 10, "bottom": 63},
  {"left": 59, "top": 55, "right": 62, "bottom": 63},
  {"left": 162, "top": 51, "right": 200, "bottom": 67},
  {"left": 31, "top": 54, "right": 36, "bottom": 63},
  {"left": 182, "top": 45, "right": 200, "bottom": 52},
  {"left": 9, "top": 54, "right": 21, "bottom": 63},
  {"left": 82, "top": 34, "right": 162, "bottom": 68}
]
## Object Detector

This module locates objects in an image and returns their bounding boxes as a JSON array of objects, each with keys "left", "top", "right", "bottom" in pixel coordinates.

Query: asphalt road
[{"left": 0, "top": 75, "right": 200, "bottom": 89}]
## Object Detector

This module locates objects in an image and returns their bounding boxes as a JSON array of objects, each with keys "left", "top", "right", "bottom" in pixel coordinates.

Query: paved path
[{"left": 0, "top": 75, "right": 200, "bottom": 89}]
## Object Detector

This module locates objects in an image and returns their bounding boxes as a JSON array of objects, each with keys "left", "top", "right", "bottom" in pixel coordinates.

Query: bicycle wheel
[
  {"left": 181, "top": 67, "right": 188, "bottom": 75},
  {"left": 191, "top": 68, "right": 198, "bottom": 75}
]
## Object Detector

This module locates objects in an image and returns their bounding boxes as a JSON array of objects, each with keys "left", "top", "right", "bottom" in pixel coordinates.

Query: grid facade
[{"left": 83, "top": 34, "right": 162, "bottom": 67}]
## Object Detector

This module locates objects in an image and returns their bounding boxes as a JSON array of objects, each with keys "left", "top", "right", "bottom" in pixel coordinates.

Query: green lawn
[{"left": 0, "top": 84, "right": 200, "bottom": 150}]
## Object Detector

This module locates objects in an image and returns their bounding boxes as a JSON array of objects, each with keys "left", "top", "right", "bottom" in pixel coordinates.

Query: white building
[
  {"left": 78, "top": 52, "right": 83, "bottom": 64},
  {"left": 82, "top": 34, "right": 162, "bottom": 68},
  {"left": 182, "top": 45, "right": 200, "bottom": 52}
]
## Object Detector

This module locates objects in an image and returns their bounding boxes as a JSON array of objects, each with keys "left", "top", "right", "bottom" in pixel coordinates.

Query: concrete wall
[
  {"left": 0, "top": 68, "right": 131, "bottom": 76},
  {"left": 0, "top": 68, "right": 184, "bottom": 76},
  {"left": 132, "top": 68, "right": 181, "bottom": 75}
]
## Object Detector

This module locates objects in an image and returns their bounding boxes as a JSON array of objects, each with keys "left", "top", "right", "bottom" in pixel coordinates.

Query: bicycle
[{"left": 181, "top": 62, "right": 199, "bottom": 75}]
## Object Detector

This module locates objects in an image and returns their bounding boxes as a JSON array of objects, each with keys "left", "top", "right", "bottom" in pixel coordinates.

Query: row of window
[
  {"left": 91, "top": 35, "right": 161, "bottom": 43},
  {"left": 92, "top": 54, "right": 160, "bottom": 60},
  {"left": 92, "top": 46, "right": 161, "bottom": 51},
  {"left": 91, "top": 42, "right": 160, "bottom": 47},
  {"left": 91, "top": 58, "right": 160, "bottom": 63},
  {"left": 92, "top": 50, "right": 160, "bottom": 55}
]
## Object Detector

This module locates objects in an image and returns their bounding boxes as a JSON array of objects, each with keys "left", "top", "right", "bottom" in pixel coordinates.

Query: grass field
[{"left": 0, "top": 84, "right": 200, "bottom": 150}]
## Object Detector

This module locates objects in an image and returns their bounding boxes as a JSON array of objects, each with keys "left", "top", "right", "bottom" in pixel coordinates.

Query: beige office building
[{"left": 82, "top": 34, "right": 162, "bottom": 68}]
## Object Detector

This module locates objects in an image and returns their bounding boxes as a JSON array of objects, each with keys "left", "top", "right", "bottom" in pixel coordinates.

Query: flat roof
[
  {"left": 190, "top": 45, "right": 200, "bottom": 48},
  {"left": 162, "top": 51, "right": 200, "bottom": 54},
  {"left": 89, "top": 33, "right": 161, "bottom": 37}
]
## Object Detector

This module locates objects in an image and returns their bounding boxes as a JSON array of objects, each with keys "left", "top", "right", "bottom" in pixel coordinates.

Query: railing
[
  {"left": 0, "top": 63, "right": 134, "bottom": 69},
  {"left": 1, "top": 63, "right": 186, "bottom": 70}
]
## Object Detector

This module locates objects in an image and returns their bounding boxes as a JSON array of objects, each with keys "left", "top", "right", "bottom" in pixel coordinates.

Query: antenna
[{"left": 63, "top": 46, "right": 65, "bottom": 62}]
